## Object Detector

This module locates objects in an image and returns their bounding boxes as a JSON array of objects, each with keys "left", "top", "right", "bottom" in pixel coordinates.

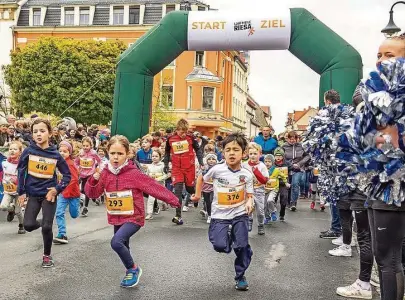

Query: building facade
[
  {"left": 246, "top": 93, "right": 269, "bottom": 139},
  {"left": 231, "top": 54, "right": 248, "bottom": 132},
  {"left": 285, "top": 106, "right": 318, "bottom": 135},
  {"left": 11, "top": 0, "right": 242, "bottom": 138}
]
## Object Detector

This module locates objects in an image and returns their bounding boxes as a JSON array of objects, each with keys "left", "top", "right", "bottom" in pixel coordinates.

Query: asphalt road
[{"left": 0, "top": 199, "right": 379, "bottom": 300}]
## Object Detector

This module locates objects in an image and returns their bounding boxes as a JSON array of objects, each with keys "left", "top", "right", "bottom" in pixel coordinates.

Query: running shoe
[
  {"left": 290, "top": 205, "right": 297, "bottom": 212},
  {"left": 121, "top": 266, "right": 142, "bottom": 288},
  {"left": 53, "top": 234, "right": 69, "bottom": 244},
  {"left": 329, "top": 244, "right": 352, "bottom": 257},
  {"left": 332, "top": 236, "right": 356, "bottom": 247},
  {"left": 336, "top": 280, "right": 372, "bottom": 299},
  {"left": 145, "top": 214, "right": 153, "bottom": 220},
  {"left": 161, "top": 204, "right": 168, "bottom": 211},
  {"left": 200, "top": 209, "right": 207, "bottom": 219},
  {"left": 320, "top": 230, "right": 340, "bottom": 239},
  {"left": 18, "top": 224, "right": 26, "bottom": 234},
  {"left": 81, "top": 207, "right": 88, "bottom": 217},
  {"left": 94, "top": 199, "right": 100, "bottom": 206},
  {"left": 153, "top": 207, "right": 161, "bottom": 215},
  {"left": 172, "top": 217, "right": 183, "bottom": 225},
  {"left": 310, "top": 201, "right": 315, "bottom": 210},
  {"left": 182, "top": 206, "right": 189, "bottom": 212},
  {"left": 207, "top": 216, "right": 211, "bottom": 224},
  {"left": 264, "top": 217, "right": 271, "bottom": 225},
  {"left": 7, "top": 210, "right": 15, "bottom": 222},
  {"left": 258, "top": 225, "right": 265, "bottom": 235},
  {"left": 271, "top": 211, "right": 278, "bottom": 222},
  {"left": 279, "top": 216, "right": 285, "bottom": 222},
  {"left": 42, "top": 255, "right": 54, "bottom": 268},
  {"left": 320, "top": 204, "right": 326, "bottom": 211},
  {"left": 235, "top": 276, "right": 249, "bottom": 291}
]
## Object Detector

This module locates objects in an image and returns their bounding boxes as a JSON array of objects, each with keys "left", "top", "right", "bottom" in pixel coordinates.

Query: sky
[{"left": 204, "top": 0, "right": 405, "bottom": 133}]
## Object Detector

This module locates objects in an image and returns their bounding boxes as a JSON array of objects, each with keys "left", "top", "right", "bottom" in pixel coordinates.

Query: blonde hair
[
  {"left": 142, "top": 134, "right": 153, "bottom": 144},
  {"left": 204, "top": 144, "right": 215, "bottom": 153},
  {"left": 176, "top": 118, "right": 189, "bottom": 131},
  {"left": 108, "top": 135, "right": 130, "bottom": 153},
  {"left": 82, "top": 136, "right": 93, "bottom": 148},
  {"left": 248, "top": 142, "right": 262, "bottom": 153},
  {"left": 9, "top": 141, "right": 23, "bottom": 152},
  {"left": 152, "top": 148, "right": 163, "bottom": 159}
]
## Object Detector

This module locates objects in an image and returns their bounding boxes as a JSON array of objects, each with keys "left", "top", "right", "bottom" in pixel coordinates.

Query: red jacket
[
  {"left": 62, "top": 157, "right": 80, "bottom": 198},
  {"left": 165, "top": 133, "right": 203, "bottom": 169},
  {"left": 85, "top": 163, "right": 179, "bottom": 226}
]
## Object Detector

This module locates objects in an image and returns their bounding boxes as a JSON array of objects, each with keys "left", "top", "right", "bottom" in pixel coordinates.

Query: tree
[
  {"left": 150, "top": 77, "right": 177, "bottom": 132},
  {"left": 0, "top": 69, "right": 12, "bottom": 118},
  {"left": 4, "top": 37, "right": 127, "bottom": 125}
]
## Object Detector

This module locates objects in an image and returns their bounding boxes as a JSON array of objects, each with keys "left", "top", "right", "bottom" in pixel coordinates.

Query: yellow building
[{"left": 11, "top": 0, "right": 241, "bottom": 138}]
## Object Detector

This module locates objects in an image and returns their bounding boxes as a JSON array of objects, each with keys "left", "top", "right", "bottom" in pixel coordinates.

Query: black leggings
[
  {"left": 174, "top": 183, "right": 195, "bottom": 218},
  {"left": 368, "top": 208, "right": 405, "bottom": 300},
  {"left": 24, "top": 196, "right": 57, "bottom": 256},
  {"left": 353, "top": 209, "right": 373, "bottom": 282},
  {"left": 202, "top": 192, "right": 213, "bottom": 216},
  {"left": 81, "top": 177, "right": 92, "bottom": 207},
  {"left": 276, "top": 186, "right": 288, "bottom": 218},
  {"left": 339, "top": 209, "right": 353, "bottom": 245}
]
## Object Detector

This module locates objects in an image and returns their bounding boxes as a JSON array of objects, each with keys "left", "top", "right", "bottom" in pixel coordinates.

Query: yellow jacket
[{"left": 265, "top": 167, "right": 288, "bottom": 192}]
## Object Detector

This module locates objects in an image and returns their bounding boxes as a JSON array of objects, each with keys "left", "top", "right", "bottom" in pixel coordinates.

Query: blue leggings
[{"left": 111, "top": 222, "right": 141, "bottom": 269}]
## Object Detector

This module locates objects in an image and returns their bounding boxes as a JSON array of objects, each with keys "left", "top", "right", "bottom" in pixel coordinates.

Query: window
[
  {"left": 195, "top": 51, "right": 204, "bottom": 67},
  {"left": 162, "top": 86, "right": 173, "bottom": 107},
  {"left": 79, "top": 8, "right": 90, "bottom": 25},
  {"left": 202, "top": 87, "right": 214, "bottom": 110},
  {"left": 33, "top": 8, "right": 41, "bottom": 26},
  {"left": 187, "top": 86, "right": 193, "bottom": 109},
  {"left": 64, "top": 7, "right": 74, "bottom": 25},
  {"left": 113, "top": 6, "right": 124, "bottom": 25},
  {"left": 220, "top": 94, "right": 224, "bottom": 112},
  {"left": 198, "top": 6, "right": 206, "bottom": 11},
  {"left": 166, "top": 4, "right": 175, "bottom": 14},
  {"left": 129, "top": 6, "right": 140, "bottom": 24}
]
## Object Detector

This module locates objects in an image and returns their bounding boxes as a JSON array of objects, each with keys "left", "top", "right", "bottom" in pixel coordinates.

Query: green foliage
[
  {"left": 4, "top": 37, "right": 127, "bottom": 125},
  {"left": 150, "top": 79, "right": 177, "bottom": 132}
]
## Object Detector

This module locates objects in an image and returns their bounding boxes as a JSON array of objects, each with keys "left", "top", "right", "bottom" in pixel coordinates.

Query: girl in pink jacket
[
  {"left": 75, "top": 137, "right": 100, "bottom": 217},
  {"left": 85, "top": 135, "right": 179, "bottom": 288}
]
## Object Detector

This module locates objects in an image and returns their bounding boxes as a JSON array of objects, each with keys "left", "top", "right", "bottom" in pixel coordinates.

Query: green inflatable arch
[{"left": 111, "top": 8, "right": 363, "bottom": 141}]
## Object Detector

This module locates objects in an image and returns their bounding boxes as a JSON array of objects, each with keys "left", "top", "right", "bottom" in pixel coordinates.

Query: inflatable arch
[{"left": 111, "top": 8, "right": 363, "bottom": 141}]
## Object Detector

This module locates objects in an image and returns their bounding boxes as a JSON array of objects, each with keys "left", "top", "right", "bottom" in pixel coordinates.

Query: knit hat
[
  {"left": 204, "top": 153, "right": 218, "bottom": 165},
  {"left": 264, "top": 154, "right": 275, "bottom": 163},
  {"left": 59, "top": 140, "right": 73, "bottom": 155},
  {"left": 274, "top": 147, "right": 285, "bottom": 157}
]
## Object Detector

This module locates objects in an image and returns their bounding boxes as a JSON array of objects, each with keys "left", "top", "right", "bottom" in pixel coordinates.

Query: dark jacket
[
  {"left": 282, "top": 142, "right": 310, "bottom": 173},
  {"left": 17, "top": 142, "right": 71, "bottom": 197}
]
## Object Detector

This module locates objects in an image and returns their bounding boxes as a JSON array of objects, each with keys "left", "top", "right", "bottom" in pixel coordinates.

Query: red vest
[{"left": 168, "top": 134, "right": 195, "bottom": 169}]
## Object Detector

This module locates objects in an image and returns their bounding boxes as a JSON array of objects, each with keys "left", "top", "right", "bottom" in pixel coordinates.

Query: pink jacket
[
  {"left": 84, "top": 163, "right": 180, "bottom": 226},
  {"left": 75, "top": 149, "right": 101, "bottom": 179}
]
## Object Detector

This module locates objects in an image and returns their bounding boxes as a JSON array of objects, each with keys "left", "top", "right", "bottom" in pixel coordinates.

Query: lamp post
[{"left": 381, "top": 1, "right": 405, "bottom": 36}]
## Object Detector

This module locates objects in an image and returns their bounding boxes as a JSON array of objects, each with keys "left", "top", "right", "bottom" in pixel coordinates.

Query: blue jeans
[
  {"left": 56, "top": 195, "right": 80, "bottom": 236},
  {"left": 111, "top": 222, "right": 141, "bottom": 269},
  {"left": 330, "top": 203, "right": 341, "bottom": 234},
  {"left": 290, "top": 172, "right": 305, "bottom": 205}
]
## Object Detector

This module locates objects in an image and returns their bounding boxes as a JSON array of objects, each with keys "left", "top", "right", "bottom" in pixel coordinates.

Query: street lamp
[{"left": 381, "top": 1, "right": 404, "bottom": 36}]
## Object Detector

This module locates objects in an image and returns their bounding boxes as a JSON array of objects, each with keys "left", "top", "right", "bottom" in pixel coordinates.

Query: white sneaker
[
  {"left": 332, "top": 236, "right": 356, "bottom": 247},
  {"left": 145, "top": 214, "right": 153, "bottom": 220},
  {"left": 336, "top": 280, "right": 372, "bottom": 299},
  {"left": 182, "top": 206, "right": 189, "bottom": 212},
  {"left": 207, "top": 216, "right": 211, "bottom": 224},
  {"left": 329, "top": 244, "right": 352, "bottom": 257}
]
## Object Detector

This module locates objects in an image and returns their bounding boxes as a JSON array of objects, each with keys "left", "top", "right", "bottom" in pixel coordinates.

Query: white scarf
[{"left": 107, "top": 160, "right": 129, "bottom": 175}]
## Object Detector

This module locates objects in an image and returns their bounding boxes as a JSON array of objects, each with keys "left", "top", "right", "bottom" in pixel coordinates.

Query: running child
[
  {"left": 192, "top": 132, "right": 254, "bottom": 291},
  {"left": 145, "top": 149, "right": 168, "bottom": 220},
  {"left": 136, "top": 135, "right": 153, "bottom": 172},
  {"left": 85, "top": 135, "right": 180, "bottom": 288},
  {"left": 263, "top": 154, "right": 289, "bottom": 224},
  {"left": 17, "top": 118, "right": 71, "bottom": 267},
  {"left": 309, "top": 166, "right": 324, "bottom": 211},
  {"left": 53, "top": 141, "right": 80, "bottom": 245},
  {"left": 0, "top": 141, "right": 25, "bottom": 234},
  {"left": 197, "top": 153, "right": 217, "bottom": 223},
  {"left": 76, "top": 136, "right": 100, "bottom": 216},
  {"left": 273, "top": 147, "right": 289, "bottom": 221},
  {"left": 164, "top": 119, "right": 203, "bottom": 225},
  {"left": 242, "top": 142, "right": 269, "bottom": 235}
]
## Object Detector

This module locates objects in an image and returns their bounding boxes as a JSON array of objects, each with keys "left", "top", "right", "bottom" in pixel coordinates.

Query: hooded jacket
[
  {"left": 85, "top": 163, "right": 179, "bottom": 227},
  {"left": 282, "top": 142, "right": 310, "bottom": 173},
  {"left": 62, "top": 157, "right": 80, "bottom": 198},
  {"left": 17, "top": 142, "right": 71, "bottom": 197},
  {"left": 75, "top": 149, "right": 100, "bottom": 179}
]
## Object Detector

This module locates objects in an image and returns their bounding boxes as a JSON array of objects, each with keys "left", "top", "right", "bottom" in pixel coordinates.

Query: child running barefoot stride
[
  {"left": 53, "top": 141, "right": 80, "bottom": 245},
  {"left": 85, "top": 135, "right": 180, "bottom": 288},
  {"left": 0, "top": 141, "right": 25, "bottom": 234},
  {"left": 192, "top": 132, "right": 254, "bottom": 291},
  {"left": 17, "top": 118, "right": 71, "bottom": 267}
]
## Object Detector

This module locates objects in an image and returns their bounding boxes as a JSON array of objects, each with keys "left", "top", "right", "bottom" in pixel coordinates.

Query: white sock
[{"left": 356, "top": 279, "right": 371, "bottom": 290}]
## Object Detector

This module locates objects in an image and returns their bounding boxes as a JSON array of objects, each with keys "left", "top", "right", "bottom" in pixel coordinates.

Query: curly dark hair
[
  {"left": 324, "top": 89, "right": 341, "bottom": 104},
  {"left": 222, "top": 132, "right": 248, "bottom": 152}
]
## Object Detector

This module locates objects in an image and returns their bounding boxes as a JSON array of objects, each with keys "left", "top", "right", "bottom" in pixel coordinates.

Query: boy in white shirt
[{"left": 192, "top": 132, "right": 254, "bottom": 291}]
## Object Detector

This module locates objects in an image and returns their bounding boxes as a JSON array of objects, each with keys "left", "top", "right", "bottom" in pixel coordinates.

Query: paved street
[{"left": 0, "top": 200, "right": 378, "bottom": 300}]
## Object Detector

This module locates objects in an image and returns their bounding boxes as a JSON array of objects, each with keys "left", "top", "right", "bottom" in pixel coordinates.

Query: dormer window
[
  {"left": 33, "top": 8, "right": 41, "bottom": 26},
  {"left": 113, "top": 6, "right": 124, "bottom": 25},
  {"left": 79, "top": 7, "right": 90, "bottom": 25},
  {"left": 166, "top": 4, "right": 175, "bottom": 13},
  {"left": 129, "top": 6, "right": 140, "bottom": 24},
  {"left": 64, "top": 7, "right": 74, "bottom": 25}
]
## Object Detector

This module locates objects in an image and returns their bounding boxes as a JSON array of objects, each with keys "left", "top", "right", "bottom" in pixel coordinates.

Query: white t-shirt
[
  {"left": 203, "top": 163, "right": 253, "bottom": 220},
  {"left": 242, "top": 161, "right": 268, "bottom": 189}
]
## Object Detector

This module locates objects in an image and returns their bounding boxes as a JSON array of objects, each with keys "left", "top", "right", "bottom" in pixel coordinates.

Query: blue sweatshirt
[
  {"left": 254, "top": 135, "right": 278, "bottom": 155},
  {"left": 17, "top": 143, "right": 71, "bottom": 197},
  {"left": 136, "top": 148, "right": 153, "bottom": 164}
]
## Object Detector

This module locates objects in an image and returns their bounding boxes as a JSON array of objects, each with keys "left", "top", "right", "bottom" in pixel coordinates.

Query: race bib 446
[{"left": 28, "top": 155, "right": 57, "bottom": 179}]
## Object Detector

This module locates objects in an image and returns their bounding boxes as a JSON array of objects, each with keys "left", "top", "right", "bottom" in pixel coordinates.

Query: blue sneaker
[
  {"left": 271, "top": 212, "right": 278, "bottom": 222},
  {"left": 264, "top": 217, "right": 271, "bottom": 225},
  {"left": 235, "top": 276, "right": 249, "bottom": 291},
  {"left": 120, "top": 266, "right": 142, "bottom": 288}
]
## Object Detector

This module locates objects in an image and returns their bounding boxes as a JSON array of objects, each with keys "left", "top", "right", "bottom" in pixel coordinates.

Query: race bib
[
  {"left": 172, "top": 140, "right": 189, "bottom": 154},
  {"left": 217, "top": 184, "right": 246, "bottom": 208},
  {"left": 313, "top": 168, "right": 319, "bottom": 176},
  {"left": 206, "top": 178, "right": 213, "bottom": 185},
  {"left": 253, "top": 178, "right": 263, "bottom": 189},
  {"left": 105, "top": 190, "right": 134, "bottom": 215},
  {"left": 3, "top": 182, "right": 17, "bottom": 193},
  {"left": 150, "top": 173, "right": 164, "bottom": 180},
  {"left": 80, "top": 157, "right": 94, "bottom": 169},
  {"left": 266, "top": 179, "right": 277, "bottom": 190},
  {"left": 28, "top": 155, "right": 57, "bottom": 179},
  {"left": 277, "top": 167, "right": 288, "bottom": 177}
]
